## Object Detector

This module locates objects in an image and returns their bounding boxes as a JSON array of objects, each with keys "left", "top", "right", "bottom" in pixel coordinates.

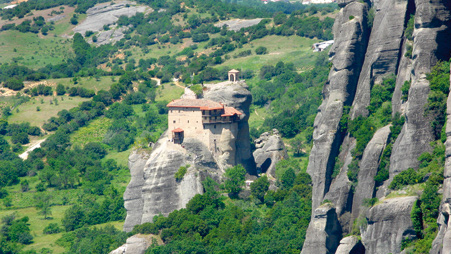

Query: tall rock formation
[
  {"left": 307, "top": 1, "right": 369, "bottom": 211},
  {"left": 389, "top": 0, "right": 451, "bottom": 178},
  {"left": 303, "top": 0, "right": 451, "bottom": 253},
  {"left": 123, "top": 81, "right": 254, "bottom": 232}
]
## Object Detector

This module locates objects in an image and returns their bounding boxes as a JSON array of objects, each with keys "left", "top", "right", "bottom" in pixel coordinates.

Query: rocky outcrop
[
  {"left": 301, "top": 203, "right": 342, "bottom": 254},
  {"left": 123, "top": 150, "right": 150, "bottom": 232},
  {"left": 73, "top": 1, "right": 149, "bottom": 44},
  {"left": 389, "top": 0, "right": 451, "bottom": 177},
  {"left": 307, "top": 1, "right": 369, "bottom": 211},
  {"left": 335, "top": 236, "right": 366, "bottom": 254},
  {"left": 431, "top": 71, "right": 451, "bottom": 254},
  {"left": 350, "top": 0, "right": 409, "bottom": 118},
  {"left": 204, "top": 81, "right": 255, "bottom": 173},
  {"left": 392, "top": 41, "right": 413, "bottom": 115},
  {"left": 361, "top": 196, "right": 418, "bottom": 254},
  {"left": 323, "top": 136, "right": 355, "bottom": 219},
  {"left": 109, "top": 234, "right": 157, "bottom": 254},
  {"left": 253, "top": 129, "right": 288, "bottom": 177},
  {"left": 124, "top": 81, "right": 254, "bottom": 232},
  {"left": 352, "top": 125, "right": 391, "bottom": 218},
  {"left": 214, "top": 19, "right": 263, "bottom": 31},
  {"left": 124, "top": 137, "right": 208, "bottom": 232}
]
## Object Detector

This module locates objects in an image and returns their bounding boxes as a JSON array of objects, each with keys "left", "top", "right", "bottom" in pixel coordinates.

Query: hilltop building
[
  {"left": 167, "top": 98, "right": 242, "bottom": 155},
  {"left": 228, "top": 69, "right": 240, "bottom": 82}
]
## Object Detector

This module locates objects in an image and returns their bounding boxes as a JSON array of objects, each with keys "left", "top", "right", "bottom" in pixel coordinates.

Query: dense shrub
[
  {"left": 389, "top": 168, "right": 423, "bottom": 190},
  {"left": 255, "top": 46, "right": 268, "bottom": 55}
]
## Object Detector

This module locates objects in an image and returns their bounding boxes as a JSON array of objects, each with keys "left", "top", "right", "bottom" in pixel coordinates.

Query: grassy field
[
  {"left": 0, "top": 205, "right": 69, "bottom": 253},
  {"left": 104, "top": 147, "right": 133, "bottom": 168},
  {"left": 0, "top": 30, "right": 73, "bottom": 68},
  {"left": 155, "top": 82, "right": 184, "bottom": 102},
  {"left": 218, "top": 35, "right": 319, "bottom": 72},
  {"left": 0, "top": 204, "right": 125, "bottom": 254},
  {"left": 7, "top": 95, "right": 90, "bottom": 127},
  {"left": 71, "top": 117, "right": 113, "bottom": 147},
  {"left": 48, "top": 75, "right": 119, "bottom": 92},
  {"left": 248, "top": 105, "right": 269, "bottom": 131}
]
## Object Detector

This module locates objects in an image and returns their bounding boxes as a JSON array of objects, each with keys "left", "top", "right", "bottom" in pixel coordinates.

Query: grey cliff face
[
  {"left": 352, "top": 125, "right": 391, "bottom": 219},
  {"left": 109, "top": 234, "right": 156, "bottom": 254},
  {"left": 323, "top": 135, "right": 355, "bottom": 220},
  {"left": 361, "top": 196, "right": 418, "bottom": 254},
  {"left": 301, "top": 203, "right": 342, "bottom": 254},
  {"left": 123, "top": 150, "right": 149, "bottom": 232},
  {"left": 335, "top": 236, "right": 365, "bottom": 254},
  {"left": 389, "top": 0, "right": 451, "bottom": 178},
  {"left": 307, "top": 1, "right": 369, "bottom": 211},
  {"left": 350, "top": 0, "right": 409, "bottom": 119},
  {"left": 303, "top": 0, "right": 451, "bottom": 253},
  {"left": 253, "top": 129, "right": 288, "bottom": 177}
]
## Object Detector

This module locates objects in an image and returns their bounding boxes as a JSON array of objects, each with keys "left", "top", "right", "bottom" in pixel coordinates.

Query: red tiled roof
[
  {"left": 221, "top": 107, "right": 243, "bottom": 117},
  {"left": 167, "top": 99, "right": 224, "bottom": 110},
  {"left": 172, "top": 128, "right": 184, "bottom": 133}
]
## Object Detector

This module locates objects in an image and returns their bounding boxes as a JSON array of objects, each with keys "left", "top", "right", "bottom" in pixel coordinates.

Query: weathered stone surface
[
  {"left": 73, "top": 1, "right": 149, "bottom": 44},
  {"left": 123, "top": 150, "right": 150, "bottom": 232},
  {"left": 361, "top": 196, "right": 418, "bottom": 254},
  {"left": 301, "top": 203, "right": 342, "bottom": 254},
  {"left": 352, "top": 125, "right": 391, "bottom": 219},
  {"left": 389, "top": 0, "right": 451, "bottom": 178},
  {"left": 139, "top": 139, "right": 210, "bottom": 224},
  {"left": 204, "top": 81, "right": 255, "bottom": 173},
  {"left": 253, "top": 129, "right": 288, "bottom": 177},
  {"left": 335, "top": 236, "right": 365, "bottom": 254},
  {"left": 350, "top": 0, "right": 409, "bottom": 118},
  {"left": 323, "top": 135, "right": 355, "bottom": 219},
  {"left": 307, "top": 1, "right": 369, "bottom": 211},
  {"left": 392, "top": 40, "right": 413, "bottom": 115},
  {"left": 214, "top": 19, "right": 263, "bottom": 31},
  {"left": 109, "top": 234, "right": 156, "bottom": 254},
  {"left": 95, "top": 26, "right": 128, "bottom": 45}
]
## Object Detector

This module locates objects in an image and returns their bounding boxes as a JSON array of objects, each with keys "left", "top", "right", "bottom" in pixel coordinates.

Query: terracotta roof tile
[
  {"left": 172, "top": 128, "right": 184, "bottom": 133},
  {"left": 221, "top": 107, "right": 243, "bottom": 116}
]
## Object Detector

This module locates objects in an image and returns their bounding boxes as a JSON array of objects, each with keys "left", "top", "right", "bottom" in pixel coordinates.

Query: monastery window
[
  {"left": 214, "top": 125, "right": 216, "bottom": 129},
  {"left": 173, "top": 120, "right": 176, "bottom": 123},
  {"left": 188, "top": 120, "right": 189, "bottom": 123}
]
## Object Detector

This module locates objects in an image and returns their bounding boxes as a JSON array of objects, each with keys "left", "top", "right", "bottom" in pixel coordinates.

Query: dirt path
[
  {"left": 174, "top": 81, "right": 185, "bottom": 89},
  {"left": 19, "top": 138, "right": 46, "bottom": 160}
]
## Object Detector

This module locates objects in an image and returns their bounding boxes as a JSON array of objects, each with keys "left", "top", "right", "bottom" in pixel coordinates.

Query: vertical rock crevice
[
  {"left": 389, "top": 0, "right": 451, "bottom": 179},
  {"left": 307, "top": 1, "right": 369, "bottom": 211}
]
